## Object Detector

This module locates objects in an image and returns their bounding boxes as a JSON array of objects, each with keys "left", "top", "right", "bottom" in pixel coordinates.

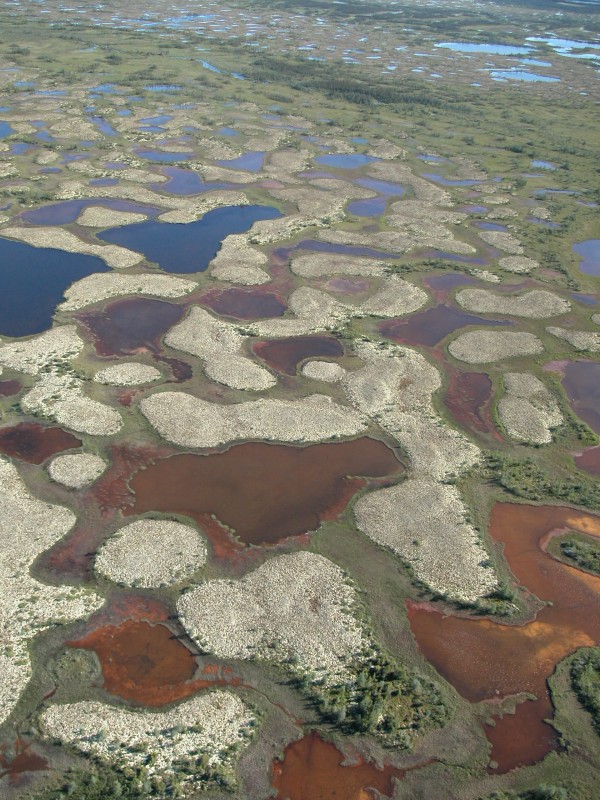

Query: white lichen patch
[
  {"left": 455, "top": 288, "right": 570, "bottom": 318},
  {"left": 342, "top": 341, "right": 479, "bottom": 481},
  {"left": 94, "top": 362, "right": 162, "bottom": 386},
  {"left": 0, "top": 226, "right": 143, "bottom": 269},
  {"left": 498, "top": 372, "right": 563, "bottom": 444},
  {"left": 60, "top": 273, "right": 197, "bottom": 310},
  {"left": 141, "top": 392, "right": 367, "bottom": 449},
  {"left": 354, "top": 478, "right": 496, "bottom": 603},
  {"left": 249, "top": 287, "right": 351, "bottom": 337},
  {"left": 22, "top": 370, "right": 122, "bottom": 436},
  {"left": 448, "top": 330, "right": 544, "bottom": 364},
  {"left": 48, "top": 453, "right": 106, "bottom": 488},
  {"left": 209, "top": 234, "right": 270, "bottom": 285},
  {"left": 360, "top": 275, "right": 428, "bottom": 317},
  {"left": 95, "top": 519, "right": 207, "bottom": 588},
  {"left": 0, "top": 325, "right": 83, "bottom": 375},
  {"left": 158, "top": 192, "right": 250, "bottom": 224},
  {"left": 76, "top": 207, "right": 148, "bottom": 228},
  {"left": 0, "top": 459, "right": 102, "bottom": 725},
  {"left": 178, "top": 552, "right": 365, "bottom": 683},
  {"left": 477, "top": 230, "right": 523, "bottom": 255},
  {"left": 469, "top": 269, "right": 500, "bottom": 283},
  {"left": 290, "top": 253, "right": 387, "bottom": 278},
  {"left": 301, "top": 361, "right": 346, "bottom": 382},
  {"left": 497, "top": 256, "right": 539, "bottom": 274},
  {"left": 166, "top": 307, "right": 276, "bottom": 391},
  {"left": 546, "top": 327, "right": 600, "bottom": 352},
  {"left": 40, "top": 692, "right": 255, "bottom": 787}
]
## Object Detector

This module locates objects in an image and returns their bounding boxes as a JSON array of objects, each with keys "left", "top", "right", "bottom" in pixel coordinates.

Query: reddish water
[
  {"left": 200, "top": 287, "right": 287, "bottom": 319},
  {"left": 0, "top": 740, "right": 48, "bottom": 786},
  {"left": 272, "top": 733, "right": 404, "bottom": 800},
  {"left": 125, "top": 439, "right": 403, "bottom": 545},
  {"left": 574, "top": 444, "right": 600, "bottom": 475},
  {"left": 561, "top": 361, "right": 600, "bottom": 434},
  {"left": 70, "top": 619, "right": 240, "bottom": 706},
  {"left": 444, "top": 371, "right": 498, "bottom": 438},
  {"left": 380, "top": 304, "right": 511, "bottom": 348},
  {"left": 0, "top": 379, "right": 21, "bottom": 396},
  {"left": 253, "top": 336, "right": 344, "bottom": 375},
  {"left": 0, "top": 422, "right": 81, "bottom": 464},
  {"left": 77, "top": 297, "right": 185, "bottom": 356},
  {"left": 408, "top": 503, "right": 600, "bottom": 773}
]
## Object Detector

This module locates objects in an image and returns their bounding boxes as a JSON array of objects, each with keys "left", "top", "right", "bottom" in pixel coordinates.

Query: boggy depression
[
  {"left": 124, "top": 438, "right": 404, "bottom": 547},
  {"left": 408, "top": 502, "right": 600, "bottom": 774}
]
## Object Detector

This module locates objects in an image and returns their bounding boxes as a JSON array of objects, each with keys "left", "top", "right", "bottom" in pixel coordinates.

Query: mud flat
[
  {"left": 40, "top": 692, "right": 255, "bottom": 788},
  {"left": 498, "top": 372, "right": 562, "bottom": 444},
  {"left": 165, "top": 307, "right": 276, "bottom": 391},
  {"left": 546, "top": 326, "right": 600, "bottom": 352},
  {"left": 94, "top": 362, "right": 162, "bottom": 385},
  {"left": 448, "top": 330, "right": 544, "bottom": 363},
  {"left": 60, "top": 273, "right": 197, "bottom": 310},
  {"left": 48, "top": 452, "right": 106, "bottom": 488},
  {"left": 456, "top": 288, "right": 570, "bottom": 318},
  {"left": 178, "top": 552, "right": 365, "bottom": 682},
  {"left": 0, "top": 226, "right": 143, "bottom": 268},
  {"left": 140, "top": 392, "right": 367, "bottom": 449},
  {"left": 354, "top": 478, "right": 496, "bottom": 602},
  {"left": 0, "top": 459, "right": 102, "bottom": 725},
  {"left": 95, "top": 519, "right": 207, "bottom": 587}
]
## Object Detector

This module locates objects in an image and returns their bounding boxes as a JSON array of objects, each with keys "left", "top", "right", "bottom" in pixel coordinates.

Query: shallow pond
[
  {"left": 125, "top": 439, "right": 403, "bottom": 546},
  {"left": 435, "top": 42, "right": 532, "bottom": 55},
  {"left": 408, "top": 503, "right": 600, "bottom": 773},
  {"left": 573, "top": 239, "right": 600, "bottom": 276},
  {"left": 444, "top": 371, "right": 497, "bottom": 438},
  {"left": 347, "top": 196, "right": 387, "bottom": 217},
  {"left": 491, "top": 70, "right": 560, "bottom": 82},
  {"left": 216, "top": 151, "right": 265, "bottom": 172},
  {"left": 0, "top": 422, "right": 81, "bottom": 464},
  {"left": 354, "top": 177, "right": 406, "bottom": 196},
  {"left": 97, "top": 205, "right": 282, "bottom": 273},
  {"left": 253, "top": 335, "right": 344, "bottom": 375},
  {"left": 315, "top": 153, "right": 378, "bottom": 169},
  {"left": 137, "top": 149, "right": 193, "bottom": 163},
  {"left": 200, "top": 287, "right": 287, "bottom": 319},
  {"left": 380, "top": 303, "right": 511, "bottom": 347},
  {"left": 23, "top": 198, "right": 160, "bottom": 226},
  {"left": 422, "top": 172, "right": 483, "bottom": 187},
  {"left": 0, "top": 236, "right": 110, "bottom": 336},
  {"left": 560, "top": 360, "right": 600, "bottom": 434}
]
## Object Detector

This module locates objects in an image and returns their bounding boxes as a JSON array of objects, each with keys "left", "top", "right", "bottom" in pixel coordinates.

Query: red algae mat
[
  {"left": 444, "top": 370, "right": 498, "bottom": 439},
  {"left": 408, "top": 503, "right": 600, "bottom": 773},
  {"left": 253, "top": 335, "right": 344, "bottom": 375},
  {"left": 125, "top": 439, "right": 403, "bottom": 545},
  {"left": 200, "top": 287, "right": 287, "bottom": 319},
  {"left": 0, "top": 422, "right": 81, "bottom": 464},
  {"left": 70, "top": 619, "right": 239, "bottom": 706},
  {"left": 272, "top": 733, "right": 403, "bottom": 800}
]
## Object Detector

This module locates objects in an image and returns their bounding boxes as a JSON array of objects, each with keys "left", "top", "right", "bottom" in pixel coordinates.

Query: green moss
[{"left": 570, "top": 648, "right": 600, "bottom": 736}]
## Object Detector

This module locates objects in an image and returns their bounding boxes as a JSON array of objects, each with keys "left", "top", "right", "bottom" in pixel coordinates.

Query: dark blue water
[
  {"left": 141, "top": 115, "right": 173, "bottom": 125},
  {"left": 316, "top": 153, "right": 378, "bottom": 169},
  {"left": 216, "top": 151, "right": 265, "bottom": 172},
  {"left": 219, "top": 127, "right": 238, "bottom": 137},
  {"left": 355, "top": 177, "right": 405, "bottom": 196},
  {"left": 154, "top": 166, "right": 230, "bottom": 195},
  {"left": 573, "top": 239, "right": 600, "bottom": 276},
  {"left": 0, "top": 237, "right": 110, "bottom": 336},
  {"left": 570, "top": 292, "right": 599, "bottom": 307},
  {"left": 23, "top": 199, "right": 160, "bottom": 226},
  {"left": 137, "top": 149, "right": 193, "bottom": 163},
  {"left": 0, "top": 121, "right": 14, "bottom": 138},
  {"left": 347, "top": 197, "right": 387, "bottom": 217},
  {"left": 88, "top": 116, "right": 118, "bottom": 137},
  {"left": 475, "top": 221, "right": 508, "bottom": 232},
  {"left": 422, "top": 172, "right": 483, "bottom": 187},
  {"left": 98, "top": 205, "right": 282, "bottom": 273}
]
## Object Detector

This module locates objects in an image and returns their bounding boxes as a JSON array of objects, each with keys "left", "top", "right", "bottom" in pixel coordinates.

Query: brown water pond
[
  {"left": 0, "top": 422, "right": 81, "bottom": 464},
  {"left": 125, "top": 439, "right": 403, "bottom": 546},
  {"left": 199, "top": 287, "right": 287, "bottom": 319},
  {"left": 0, "top": 740, "right": 48, "bottom": 787},
  {"left": 561, "top": 361, "right": 600, "bottom": 435},
  {"left": 0, "top": 379, "right": 22, "bottom": 396},
  {"left": 408, "top": 503, "right": 600, "bottom": 773},
  {"left": 253, "top": 336, "right": 344, "bottom": 375},
  {"left": 70, "top": 619, "right": 240, "bottom": 706},
  {"left": 574, "top": 444, "right": 600, "bottom": 475},
  {"left": 271, "top": 732, "right": 404, "bottom": 800},
  {"left": 380, "top": 304, "right": 511, "bottom": 348},
  {"left": 77, "top": 297, "right": 185, "bottom": 357},
  {"left": 444, "top": 371, "right": 499, "bottom": 439}
]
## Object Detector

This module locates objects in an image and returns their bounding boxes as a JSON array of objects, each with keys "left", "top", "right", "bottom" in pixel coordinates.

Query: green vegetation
[
  {"left": 486, "top": 787, "right": 568, "bottom": 800},
  {"left": 486, "top": 454, "right": 600, "bottom": 510},
  {"left": 571, "top": 648, "right": 600, "bottom": 735},
  {"left": 31, "top": 764, "right": 151, "bottom": 800},
  {"left": 560, "top": 536, "right": 600, "bottom": 577}
]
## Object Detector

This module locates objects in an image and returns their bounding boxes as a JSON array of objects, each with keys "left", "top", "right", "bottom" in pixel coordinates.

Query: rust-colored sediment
[
  {"left": 0, "top": 740, "right": 48, "bottom": 786},
  {"left": 408, "top": 503, "right": 600, "bottom": 773},
  {"left": 253, "top": 336, "right": 344, "bottom": 375},
  {"left": 70, "top": 619, "right": 239, "bottom": 706},
  {"left": 0, "top": 422, "right": 81, "bottom": 464},
  {"left": 272, "top": 733, "right": 404, "bottom": 800},
  {"left": 125, "top": 439, "right": 403, "bottom": 545},
  {"left": 444, "top": 370, "right": 500, "bottom": 440}
]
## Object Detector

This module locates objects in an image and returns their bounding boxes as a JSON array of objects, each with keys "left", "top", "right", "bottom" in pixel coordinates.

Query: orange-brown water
[
  {"left": 0, "top": 422, "right": 81, "bottom": 464},
  {"left": 253, "top": 336, "right": 344, "bottom": 375},
  {"left": 125, "top": 439, "right": 403, "bottom": 545},
  {"left": 444, "top": 370, "right": 499, "bottom": 439},
  {"left": 408, "top": 503, "right": 600, "bottom": 773},
  {"left": 271, "top": 732, "right": 404, "bottom": 800}
]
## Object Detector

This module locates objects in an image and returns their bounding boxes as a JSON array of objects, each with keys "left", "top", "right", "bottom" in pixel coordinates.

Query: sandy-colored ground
[
  {"left": 455, "top": 288, "right": 570, "bottom": 318},
  {"left": 48, "top": 453, "right": 106, "bottom": 488},
  {"left": 498, "top": 372, "right": 563, "bottom": 444},
  {"left": 448, "top": 330, "right": 544, "bottom": 363}
]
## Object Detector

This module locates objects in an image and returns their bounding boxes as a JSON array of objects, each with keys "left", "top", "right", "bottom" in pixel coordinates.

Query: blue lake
[
  {"left": 216, "top": 151, "right": 265, "bottom": 172},
  {"left": 475, "top": 221, "right": 508, "bottom": 232},
  {"left": 0, "top": 121, "right": 14, "bottom": 139},
  {"left": 573, "top": 239, "right": 600, "bottom": 277},
  {"left": 141, "top": 115, "right": 173, "bottom": 125},
  {"left": 23, "top": 199, "right": 161, "bottom": 226},
  {"left": 316, "top": 153, "right": 378, "bottom": 169},
  {"left": 137, "top": 149, "right": 193, "bottom": 163},
  {"left": 355, "top": 177, "right": 406, "bottom": 196},
  {"left": 491, "top": 70, "right": 560, "bottom": 83},
  {"left": 219, "top": 127, "right": 239, "bottom": 137},
  {"left": 0, "top": 237, "right": 110, "bottom": 336},
  {"left": 531, "top": 160, "right": 556, "bottom": 170},
  {"left": 435, "top": 42, "right": 532, "bottom": 55},
  {"left": 98, "top": 205, "right": 282, "bottom": 273},
  {"left": 88, "top": 116, "right": 118, "bottom": 137},
  {"left": 422, "top": 172, "right": 483, "bottom": 187},
  {"left": 154, "top": 166, "right": 231, "bottom": 195},
  {"left": 145, "top": 85, "right": 182, "bottom": 93},
  {"left": 347, "top": 197, "right": 387, "bottom": 217}
]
